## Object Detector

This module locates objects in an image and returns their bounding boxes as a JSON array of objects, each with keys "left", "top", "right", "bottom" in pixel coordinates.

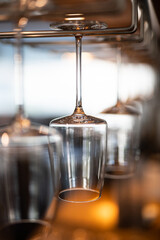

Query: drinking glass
[
  {"left": 50, "top": 21, "right": 107, "bottom": 203},
  {"left": 100, "top": 106, "right": 140, "bottom": 178},
  {"left": 0, "top": 19, "right": 62, "bottom": 240},
  {"left": 99, "top": 48, "right": 141, "bottom": 178},
  {"left": 0, "top": 125, "right": 61, "bottom": 240}
]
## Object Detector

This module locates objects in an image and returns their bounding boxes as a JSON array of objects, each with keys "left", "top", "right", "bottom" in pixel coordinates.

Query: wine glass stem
[
  {"left": 75, "top": 35, "right": 83, "bottom": 112},
  {"left": 14, "top": 28, "right": 25, "bottom": 117}
]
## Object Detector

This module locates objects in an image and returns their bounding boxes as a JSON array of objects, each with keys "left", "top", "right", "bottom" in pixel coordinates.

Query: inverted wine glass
[
  {"left": 99, "top": 48, "right": 141, "bottom": 179},
  {"left": 50, "top": 21, "right": 107, "bottom": 203},
  {"left": 0, "top": 19, "right": 62, "bottom": 240}
]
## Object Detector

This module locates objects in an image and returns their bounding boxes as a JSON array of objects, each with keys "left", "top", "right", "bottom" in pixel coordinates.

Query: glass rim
[{"left": 58, "top": 188, "right": 101, "bottom": 203}]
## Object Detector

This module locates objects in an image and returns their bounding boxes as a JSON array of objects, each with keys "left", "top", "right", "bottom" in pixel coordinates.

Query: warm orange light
[
  {"left": 21, "top": 118, "right": 31, "bottom": 128},
  {"left": 18, "top": 17, "right": 28, "bottom": 28},
  {"left": 56, "top": 198, "right": 119, "bottom": 230},
  {"left": 142, "top": 203, "right": 160, "bottom": 221},
  {"left": 64, "top": 17, "right": 85, "bottom": 21},
  {"left": 65, "top": 13, "right": 85, "bottom": 21},
  {"left": 66, "top": 14, "right": 84, "bottom": 16},
  {"left": 91, "top": 200, "right": 119, "bottom": 229},
  {"left": 35, "top": 0, "right": 48, "bottom": 8},
  {"left": 1, "top": 133, "right": 9, "bottom": 147}
]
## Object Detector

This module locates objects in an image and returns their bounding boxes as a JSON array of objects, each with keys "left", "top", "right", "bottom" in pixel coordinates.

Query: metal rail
[{"left": 0, "top": 0, "right": 138, "bottom": 39}]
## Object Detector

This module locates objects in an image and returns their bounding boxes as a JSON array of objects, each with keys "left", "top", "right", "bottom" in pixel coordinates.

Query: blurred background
[{"left": 0, "top": 0, "right": 160, "bottom": 239}]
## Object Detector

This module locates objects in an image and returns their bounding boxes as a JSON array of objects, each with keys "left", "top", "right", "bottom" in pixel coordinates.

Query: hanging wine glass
[
  {"left": 0, "top": 18, "right": 62, "bottom": 240},
  {"left": 50, "top": 21, "right": 107, "bottom": 203},
  {"left": 99, "top": 47, "right": 141, "bottom": 179}
]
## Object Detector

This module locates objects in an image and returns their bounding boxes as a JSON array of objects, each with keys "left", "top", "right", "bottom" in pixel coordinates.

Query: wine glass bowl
[
  {"left": 0, "top": 122, "right": 62, "bottom": 240},
  {"left": 50, "top": 109, "right": 107, "bottom": 203},
  {"left": 100, "top": 102, "right": 141, "bottom": 179}
]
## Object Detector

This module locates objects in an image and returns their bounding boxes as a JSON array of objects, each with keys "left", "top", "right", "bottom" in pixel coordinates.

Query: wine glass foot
[{"left": 50, "top": 20, "right": 107, "bottom": 31}]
